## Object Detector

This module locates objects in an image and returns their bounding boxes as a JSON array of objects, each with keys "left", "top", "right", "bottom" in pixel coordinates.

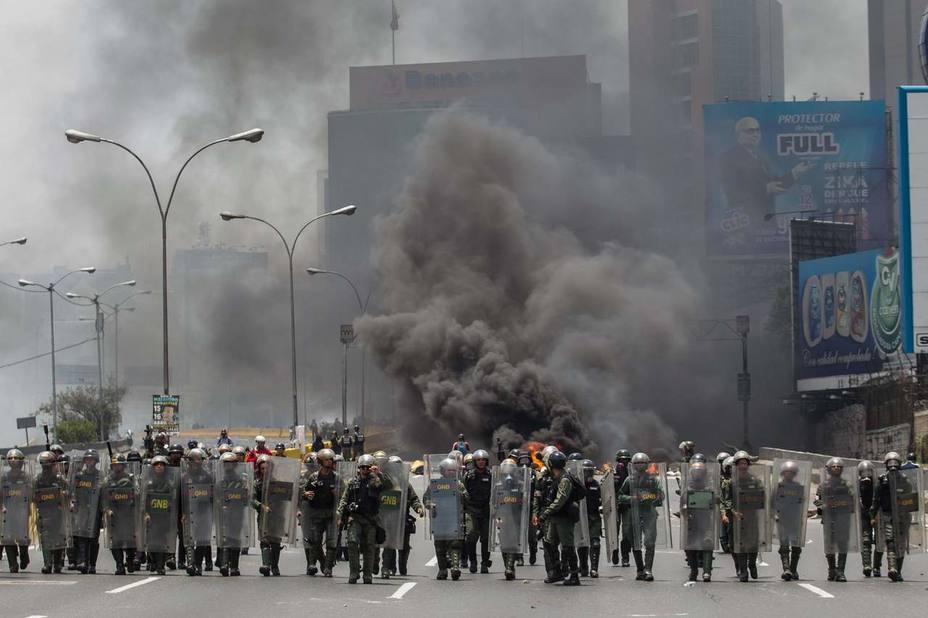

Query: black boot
[
  {"left": 789, "top": 547, "right": 801, "bottom": 580},
  {"left": 398, "top": 548, "right": 409, "bottom": 576},
  {"left": 872, "top": 551, "right": 883, "bottom": 577},
  {"left": 737, "top": 554, "right": 748, "bottom": 582},
  {"left": 562, "top": 548, "right": 580, "bottom": 586},
  {"left": 779, "top": 548, "right": 792, "bottom": 581},
  {"left": 835, "top": 553, "right": 847, "bottom": 582},
  {"left": 611, "top": 549, "right": 619, "bottom": 565},
  {"left": 590, "top": 546, "right": 600, "bottom": 578},
  {"left": 270, "top": 545, "right": 281, "bottom": 576},
  {"left": 305, "top": 548, "right": 316, "bottom": 575},
  {"left": 621, "top": 538, "right": 631, "bottom": 567},
  {"left": 633, "top": 549, "right": 645, "bottom": 580},
  {"left": 577, "top": 547, "right": 589, "bottom": 577},
  {"left": 113, "top": 550, "right": 126, "bottom": 575},
  {"left": 5, "top": 546, "right": 18, "bottom": 573},
  {"left": 126, "top": 549, "right": 137, "bottom": 573},
  {"left": 259, "top": 545, "right": 271, "bottom": 576},
  {"left": 826, "top": 554, "right": 836, "bottom": 581},
  {"left": 702, "top": 551, "right": 713, "bottom": 582},
  {"left": 230, "top": 549, "right": 242, "bottom": 576},
  {"left": 643, "top": 547, "right": 655, "bottom": 582},
  {"left": 895, "top": 554, "right": 905, "bottom": 582},
  {"left": 747, "top": 553, "right": 757, "bottom": 580}
]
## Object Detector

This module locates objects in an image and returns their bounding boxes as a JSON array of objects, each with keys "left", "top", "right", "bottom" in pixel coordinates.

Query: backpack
[{"left": 568, "top": 472, "right": 586, "bottom": 503}]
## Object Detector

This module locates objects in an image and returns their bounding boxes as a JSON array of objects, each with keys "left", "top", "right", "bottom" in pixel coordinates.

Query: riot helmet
[
  {"left": 547, "top": 451, "right": 567, "bottom": 470},
  {"left": 779, "top": 460, "right": 799, "bottom": 480},
  {"left": 731, "top": 450, "right": 751, "bottom": 465},
  {"left": 567, "top": 452, "right": 584, "bottom": 462},
  {"left": 690, "top": 453, "right": 708, "bottom": 464},
  {"left": 581, "top": 459, "right": 595, "bottom": 480},
  {"left": 49, "top": 444, "right": 65, "bottom": 456},
  {"left": 439, "top": 457, "right": 460, "bottom": 478},
  {"left": 472, "top": 449, "right": 490, "bottom": 468},
  {"left": 500, "top": 460, "right": 518, "bottom": 476},
  {"left": 151, "top": 455, "right": 169, "bottom": 467},
  {"left": 825, "top": 457, "right": 844, "bottom": 476},
  {"left": 218, "top": 444, "right": 232, "bottom": 455},
  {"left": 357, "top": 454, "right": 375, "bottom": 469},
  {"left": 857, "top": 460, "right": 874, "bottom": 479},
  {"left": 631, "top": 452, "right": 650, "bottom": 473},
  {"left": 187, "top": 439, "right": 198, "bottom": 450},
  {"left": 388, "top": 455, "right": 403, "bottom": 464},
  {"left": 38, "top": 450, "right": 56, "bottom": 467},
  {"left": 126, "top": 449, "right": 143, "bottom": 463},
  {"left": 716, "top": 451, "right": 731, "bottom": 465},
  {"left": 884, "top": 451, "right": 902, "bottom": 470},
  {"left": 187, "top": 448, "right": 206, "bottom": 462},
  {"left": 615, "top": 449, "right": 632, "bottom": 462}
]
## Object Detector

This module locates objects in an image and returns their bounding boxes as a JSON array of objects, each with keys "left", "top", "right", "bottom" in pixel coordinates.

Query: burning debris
[{"left": 357, "top": 111, "right": 697, "bottom": 458}]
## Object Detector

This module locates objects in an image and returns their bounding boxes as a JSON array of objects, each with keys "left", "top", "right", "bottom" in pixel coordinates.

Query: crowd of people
[{"left": 0, "top": 433, "right": 922, "bottom": 587}]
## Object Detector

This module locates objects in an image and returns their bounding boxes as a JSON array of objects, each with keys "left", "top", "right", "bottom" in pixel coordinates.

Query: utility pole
[{"left": 698, "top": 315, "right": 752, "bottom": 451}]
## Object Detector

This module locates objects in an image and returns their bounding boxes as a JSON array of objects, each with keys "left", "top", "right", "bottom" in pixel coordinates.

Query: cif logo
[
  {"left": 778, "top": 133, "right": 839, "bottom": 155},
  {"left": 871, "top": 249, "right": 902, "bottom": 354}
]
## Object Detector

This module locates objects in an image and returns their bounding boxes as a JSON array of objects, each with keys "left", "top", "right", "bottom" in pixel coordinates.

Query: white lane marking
[
  {"left": 105, "top": 576, "right": 161, "bottom": 594},
  {"left": 389, "top": 582, "right": 416, "bottom": 599},
  {"left": 0, "top": 581, "right": 76, "bottom": 586},
  {"left": 425, "top": 556, "right": 438, "bottom": 566},
  {"left": 25, "top": 615, "right": 48, "bottom": 618},
  {"left": 798, "top": 583, "right": 834, "bottom": 599}
]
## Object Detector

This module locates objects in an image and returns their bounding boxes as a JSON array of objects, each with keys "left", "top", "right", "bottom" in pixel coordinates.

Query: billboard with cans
[
  {"left": 795, "top": 248, "right": 904, "bottom": 391},
  {"left": 704, "top": 100, "right": 889, "bottom": 258}
]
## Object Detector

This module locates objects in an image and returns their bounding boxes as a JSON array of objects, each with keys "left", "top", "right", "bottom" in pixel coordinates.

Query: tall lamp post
[
  {"left": 306, "top": 267, "right": 370, "bottom": 429},
  {"left": 0, "top": 237, "right": 27, "bottom": 248},
  {"left": 105, "top": 289, "right": 152, "bottom": 387},
  {"left": 219, "top": 205, "right": 357, "bottom": 429},
  {"left": 67, "top": 280, "right": 136, "bottom": 440},
  {"left": 65, "top": 127, "right": 264, "bottom": 397},
  {"left": 18, "top": 266, "right": 96, "bottom": 439}
]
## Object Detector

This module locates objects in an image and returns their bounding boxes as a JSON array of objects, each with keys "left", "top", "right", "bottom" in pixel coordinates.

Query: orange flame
[{"left": 525, "top": 441, "right": 545, "bottom": 470}]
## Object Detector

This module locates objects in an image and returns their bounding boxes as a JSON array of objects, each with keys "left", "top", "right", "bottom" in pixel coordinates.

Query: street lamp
[
  {"left": 306, "top": 267, "right": 371, "bottom": 428},
  {"left": 0, "top": 237, "right": 27, "bottom": 247},
  {"left": 17, "top": 266, "right": 96, "bottom": 439},
  {"left": 65, "top": 127, "right": 264, "bottom": 397},
  {"left": 219, "top": 205, "right": 357, "bottom": 429},
  {"left": 67, "top": 280, "right": 136, "bottom": 440},
  {"left": 104, "top": 290, "right": 151, "bottom": 388}
]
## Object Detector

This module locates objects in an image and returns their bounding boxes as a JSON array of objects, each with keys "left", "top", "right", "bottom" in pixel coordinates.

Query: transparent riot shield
[
  {"left": 214, "top": 460, "right": 254, "bottom": 549},
  {"left": 68, "top": 455, "right": 109, "bottom": 538},
  {"left": 333, "top": 460, "right": 358, "bottom": 528},
  {"left": 567, "top": 460, "right": 590, "bottom": 548},
  {"left": 771, "top": 459, "right": 811, "bottom": 548},
  {"left": 628, "top": 462, "right": 671, "bottom": 550},
  {"left": 889, "top": 467, "right": 926, "bottom": 554},
  {"left": 379, "top": 460, "right": 410, "bottom": 550},
  {"left": 600, "top": 468, "right": 619, "bottom": 557},
  {"left": 0, "top": 459, "right": 34, "bottom": 545},
  {"left": 731, "top": 462, "right": 772, "bottom": 553},
  {"left": 680, "top": 463, "right": 719, "bottom": 552},
  {"left": 140, "top": 464, "right": 180, "bottom": 552},
  {"left": 102, "top": 461, "right": 141, "bottom": 549},
  {"left": 182, "top": 459, "right": 215, "bottom": 549},
  {"left": 489, "top": 464, "right": 530, "bottom": 554},
  {"left": 260, "top": 456, "right": 299, "bottom": 543},
  {"left": 34, "top": 462, "right": 70, "bottom": 550},
  {"left": 425, "top": 453, "right": 463, "bottom": 541},
  {"left": 819, "top": 465, "right": 861, "bottom": 554}
]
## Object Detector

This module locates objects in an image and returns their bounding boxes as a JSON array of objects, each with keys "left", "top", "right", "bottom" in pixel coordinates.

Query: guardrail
[{"left": 0, "top": 437, "right": 132, "bottom": 458}]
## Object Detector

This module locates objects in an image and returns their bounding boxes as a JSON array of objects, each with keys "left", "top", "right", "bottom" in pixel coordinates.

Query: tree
[{"left": 37, "top": 382, "right": 126, "bottom": 442}]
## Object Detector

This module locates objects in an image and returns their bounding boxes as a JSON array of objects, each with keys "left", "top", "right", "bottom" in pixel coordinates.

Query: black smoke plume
[{"left": 357, "top": 111, "right": 698, "bottom": 458}]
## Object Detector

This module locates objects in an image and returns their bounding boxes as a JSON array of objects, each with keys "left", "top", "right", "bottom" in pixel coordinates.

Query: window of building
[
  {"left": 672, "top": 13, "right": 698, "bottom": 41},
  {"left": 672, "top": 42, "right": 699, "bottom": 68}
]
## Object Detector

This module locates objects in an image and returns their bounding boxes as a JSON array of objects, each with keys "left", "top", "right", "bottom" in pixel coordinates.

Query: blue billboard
[
  {"left": 705, "top": 100, "right": 889, "bottom": 258},
  {"left": 796, "top": 248, "right": 904, "bottom": 391}
]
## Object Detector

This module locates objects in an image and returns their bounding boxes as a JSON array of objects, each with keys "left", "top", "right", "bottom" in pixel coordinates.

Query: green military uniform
[
  {"left": 618, "top": 470, "right": 664, "bottom": 580},
  {"left": 424, "top": 480, "right": 469, "bottom": 579},
  {"left": 533, "top": 469, "right": 561, "bottom": 580},
  {"left": 540, "top": 473, "right": 579, "bottom": 580},
  {"left": 299, "top": 467, "right": 339, "bottom": 575},
  {"left": 382, "top": 485, "right": 423, "bottom": 575},
  {"left": 336, "top": 471, "right": 384, "bottom": 583}
]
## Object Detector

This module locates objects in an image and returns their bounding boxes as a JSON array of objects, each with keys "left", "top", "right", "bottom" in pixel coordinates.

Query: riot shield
[
  {"left": 102, "top": 461, "right": 141, "bottom": 549},
  {"left": 139, "top": 464, "right": 180, "bottom": 552},
  {"left": 628, "top": 462, "right": 671, "bottom": 550},
  {"left": 425, "top": 453, "right": 463, "bottom": 541},
  {"left": 214, "top": 460, "right": 254, "bottom": 549},
  {"left": 600, "top": 468, "right": 619, "bottom": 557},
  {"left": 771, "top": 459, "right": 811, "bottom": 548},
  {"left": 889, "top": 467, "right": 926, "bottom": 554},
  {"left": 333, "top": 460, "right": 358, "bottom": 528},
  {"left": 489, "top": 465, "right": 530, "bottom": 554},
  {"left": 731, "top": 462, "right": 772, "bottom": 553},
  {"left": 68, "top": 455, "right": 108, "bottom": 538},
  {"left": 0, "top": 459, "right": 34, "bottom": 545},
  {"left": 379, "top": 460, "right": 409, "bottom": 550},
  {"left": 182, "top": 459, "right": 215, "bottom": 549},
  {"left": 567, "top": 460, "right": 590, "bottom": 548},
  {"left": 819, "top": 465, "right": 860, "bottom": 554},
  {"left": 680, "top": 463, "right": 719, "bottom": 552},
  {"left": 34, "top": 464, "right": 70, "bottom": 550},
  {"left": 260, "top": 456, "right": 299, "bottom": 543}
]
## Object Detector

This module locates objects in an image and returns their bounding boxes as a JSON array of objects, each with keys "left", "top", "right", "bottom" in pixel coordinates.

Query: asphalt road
[{"left": 3, "top": 493, "right": 927, "bottom": 617}]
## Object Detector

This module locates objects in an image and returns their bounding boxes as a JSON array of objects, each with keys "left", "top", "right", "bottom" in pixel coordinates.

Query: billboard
[
  {"left": 152, "top": 394, "right": 180, "bottom": 434},
  {"left": 704, "top": 100, "right": 889, "bottom": 258},
  {"left": 899, "top": 86, "right": 928, "bottom": 353},
  {"left": 795, "top": 248, "right": 904, "bottom": 391}
]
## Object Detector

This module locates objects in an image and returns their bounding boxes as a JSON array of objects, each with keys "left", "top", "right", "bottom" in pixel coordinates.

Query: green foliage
[
  {"left": 37, "top": 382, "right": 126, "bottom": 442},
  {"left": 55, "top": 418, "right": 98, "bottom": 444}
]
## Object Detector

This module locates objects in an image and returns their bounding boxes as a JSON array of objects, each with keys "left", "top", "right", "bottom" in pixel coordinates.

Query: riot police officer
[
  {"left": 352, "top": 425, "right": 365, "bottom": 455},
  {"left": 618, "top": 452, "right": 664, "bottom": 582},
  {"left": 381, "top": 455, "right": 424, "bottom": 577},
  {"left": 679, "top": 441, "right": 696, "bottom": 463},
  {"left": 536, "top": 451, "right": 581, "bottom": 586},
  {"left": 181, "top": 448, "right": 213, "bottom": 575},
  {"left": 34, "top": 451, "right": 68, "bottom": 574},
  {"left": 216, "top": 452, "right": 249, "bottom": 576},
  {"left": 515, "top": 450, "right": 537, "bottom": 566},
  {"left": 1, "top": 449, "right": 32, "bottom": 572},
  {"left": 166, "top": 443, "right": 186, "bottom": 571},
  {"left": 299, "top": 448, "right": 339, "bottom": 577},
  {"left": 612, "top": 449, "right": 633, "bottom": 567},
  {"left": 534, "top": 445, "right": 561, "bottom": 581},
  {"left": 142, "top": 455, "right": 176, "bottom": 575},
  {"left": 336, "top": 453, "right": 384, "bottom": 584},
  {"left": 726, "top": 451, "right": 765, "bottom": 583},
  {"left": 716, "top": 452, "right": 732, "bottom": 553},
  {"left": 425, "top": 457, "right": 468, "bottom": 581},
  {"left": 338, "top": 429, "right": 354, "bottom": 462},
  {"left": 102, "top": 454, "right": 139, "bottom": 575},
  {"left": 857, "top": 460, "right": 881, "bottom": 577},
  {"left": 463, "top": 449, "right": 493, "bottom": 574},
  {"left": 577, "top": 459, "right": 602, "bottom": 578},
  {"left": 772, "top": 460, "right": 806, "bottom": 581},
  {"left": 871, "top": 451, "right": 914, "bottom": 582},
  {"left": 70, "top": 449, "right": 104, "bottom": 574}
]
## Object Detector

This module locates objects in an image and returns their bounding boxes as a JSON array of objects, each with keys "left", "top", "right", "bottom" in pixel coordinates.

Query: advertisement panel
[
  {"left": 796, "top": 248, "right": 904, "bottom": 390},
  {"left": 898, "top": 86, "right": 928, "bottom": 353},
  {"left": 152, "top": 394, "right": 180, "bottom": 434},
  {"left": 704, "top": 100, "right": 889, "bottom": 258}
]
